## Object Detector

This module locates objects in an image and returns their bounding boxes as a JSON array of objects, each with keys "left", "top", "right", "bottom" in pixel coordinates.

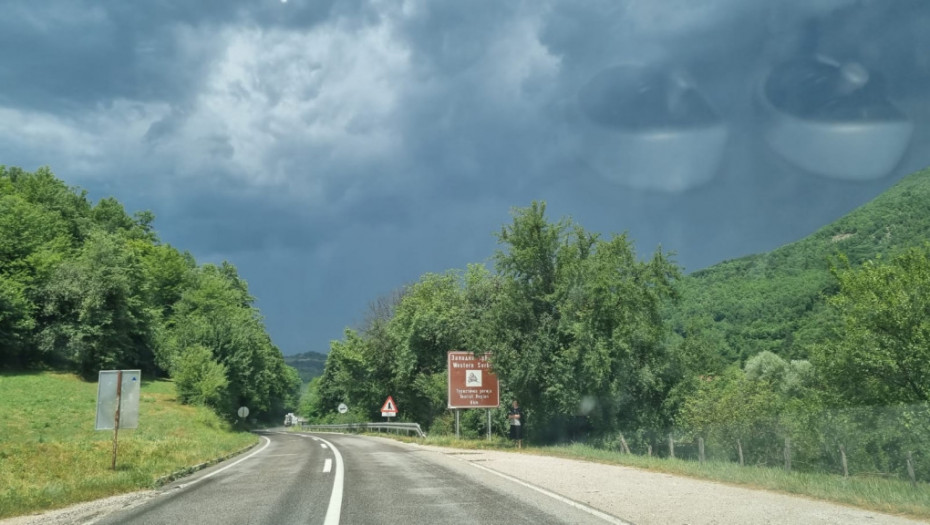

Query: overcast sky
[{"left": 2, "top": 0, "right": 929, "bottom": 355}]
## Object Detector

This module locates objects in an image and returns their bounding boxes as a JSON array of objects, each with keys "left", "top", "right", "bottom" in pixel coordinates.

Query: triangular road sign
[{"left": 381, "top": 396, "right": 397, "bottom": 413}]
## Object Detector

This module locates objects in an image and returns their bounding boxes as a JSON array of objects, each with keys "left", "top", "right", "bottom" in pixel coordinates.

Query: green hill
[
  {"left": 0, "top": 166, "right": 300, "bottom": 420},
  {"left": 671, "top": 166, "right": 930, "bottom": 363},
  {"left": 284, "top": 350, "right": 327, "bottom": 384},
  {"left": 0, "top": 372, "right": 256, "bottom": 519}
]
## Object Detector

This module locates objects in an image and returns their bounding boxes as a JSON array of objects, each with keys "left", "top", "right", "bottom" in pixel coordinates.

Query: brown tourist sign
[{"left": 447, "top": 351, "right": 500, "bottom": 409}]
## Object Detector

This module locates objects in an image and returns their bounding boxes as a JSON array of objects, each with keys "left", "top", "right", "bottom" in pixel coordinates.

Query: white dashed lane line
[
  {"left": 313, "top": 436, "right": 345, "bottom": 525},
  {"left": 323, "top": 458, "right": 333, "bottom": 473}
]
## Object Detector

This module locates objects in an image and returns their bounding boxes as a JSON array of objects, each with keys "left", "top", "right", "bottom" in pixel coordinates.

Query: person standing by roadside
[{"left": 508, "top": 400, "right": 523, "bottom": 449}]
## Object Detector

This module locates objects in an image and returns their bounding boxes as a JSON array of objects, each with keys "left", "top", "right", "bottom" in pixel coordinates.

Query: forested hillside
[
  {"left": 284, "top": 350, "right": 328, "bottom": 384},
  {"left": 0, "top": 166, "right": 300, "bottom": 421},
  {"left": 307, "top": 169, "right": 930, "bottom": 482},
  {"left": 671, "top": 166, "right": 930, "bottom": 363}
]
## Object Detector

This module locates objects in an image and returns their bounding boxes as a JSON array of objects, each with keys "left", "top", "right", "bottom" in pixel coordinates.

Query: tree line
[
  {"left": 0, "top": 166, "right": 300, "bottom": 420},
  {"left": 309, "top": 201, "right": 681, "bottom": 439},
  {"left": 308, "top": 195, "right": 930, "bottom": 482}
]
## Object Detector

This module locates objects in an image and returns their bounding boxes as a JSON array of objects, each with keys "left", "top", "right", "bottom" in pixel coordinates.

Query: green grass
[
  {"left": 376, "top": 434, "right": 930, "bottom": 520},
  {"left": 0, "top": 372, "right": 258, "bottom": 519}
]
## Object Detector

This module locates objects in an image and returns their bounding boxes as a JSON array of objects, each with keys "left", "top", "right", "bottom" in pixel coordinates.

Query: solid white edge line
[
  {"left": 314, "top": 436, "right": 345, "bottom": 525},
  {"left": 176, "top": 435, "right": 271, "bottom": 489},
  {"left": 323, "top": 458, "right": 333, "bottom": 473},
  {"left": 468, "top": 461, "right": 632, "bottom": 525}
]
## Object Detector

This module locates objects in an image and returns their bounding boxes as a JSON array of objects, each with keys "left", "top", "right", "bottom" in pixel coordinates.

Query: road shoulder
[{"left": 402, "top": 441, "right": 926, "bottom": 525}]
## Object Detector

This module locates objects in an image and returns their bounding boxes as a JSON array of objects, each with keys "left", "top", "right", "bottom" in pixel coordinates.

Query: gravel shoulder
[
  {"left": 0, "top": 491, "right": 159, "bottom": 525},
  {"left": 410, "top": 442, "right": 928, "bottom": 525}
]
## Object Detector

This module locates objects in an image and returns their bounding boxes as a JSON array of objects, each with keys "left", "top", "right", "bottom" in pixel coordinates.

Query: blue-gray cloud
[{"left": 2, "top": 0, "right": 929, "bottom": 353}]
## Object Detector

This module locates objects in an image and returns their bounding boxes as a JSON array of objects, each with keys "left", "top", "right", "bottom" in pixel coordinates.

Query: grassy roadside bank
[
  {"left": 0, "top": 372, "right": 257, "bottom": 520},
  {"left": 371, "top": 433, "right": 930, "bottom": 520}
]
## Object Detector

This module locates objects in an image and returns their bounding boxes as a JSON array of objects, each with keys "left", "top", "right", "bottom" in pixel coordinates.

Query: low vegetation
[{"left": 0, "top": 372, "right": 257, "bottom": 519}]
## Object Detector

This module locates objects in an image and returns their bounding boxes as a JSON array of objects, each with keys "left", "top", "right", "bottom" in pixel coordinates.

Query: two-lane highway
[{"left": 95, "top": 431, "right": 620, "bottom": 525}]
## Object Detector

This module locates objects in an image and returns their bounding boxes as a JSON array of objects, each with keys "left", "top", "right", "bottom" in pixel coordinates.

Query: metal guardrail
[{"left": 300, "top": 421, "right": 426, "bottom": 438}]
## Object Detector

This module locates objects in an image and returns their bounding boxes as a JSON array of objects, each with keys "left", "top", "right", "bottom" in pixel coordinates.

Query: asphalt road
[{"left": 95, "top": 431, "right": 618, "bottom": 525}]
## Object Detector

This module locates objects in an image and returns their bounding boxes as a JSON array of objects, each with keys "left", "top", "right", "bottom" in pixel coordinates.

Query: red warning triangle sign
[{"left": 381, "top": 396, "right": 397, "bottom": 413}]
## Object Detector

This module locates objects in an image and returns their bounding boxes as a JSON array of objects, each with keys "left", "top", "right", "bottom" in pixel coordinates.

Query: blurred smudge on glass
[
  {"left": 579, "top": 396, "right": 598, "bottom": 416},
  {"left": 759, "top": 56, "right": 913, "bottom": 180},
  {"left": 576, "top": 65, "right": 728, "bottom": 192}
]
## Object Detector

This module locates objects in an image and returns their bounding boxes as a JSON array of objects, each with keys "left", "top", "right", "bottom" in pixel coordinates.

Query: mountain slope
[
  {"left": 284, "top": 350, "right": 328, "bottom": 384},
  {"left": 671, "top": 166, "right": 930, "bottom": 362}
]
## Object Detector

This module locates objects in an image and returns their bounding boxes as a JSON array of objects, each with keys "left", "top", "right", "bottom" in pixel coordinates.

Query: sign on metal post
[
  {"left": 447, "top": 351, "right": 500, "bottom": 409},
  {"left": 95, "top": 370, "right": 141, "bottom": 470},
  {"left": 381, "top": 396, "right": 398, "bottom": 418}
]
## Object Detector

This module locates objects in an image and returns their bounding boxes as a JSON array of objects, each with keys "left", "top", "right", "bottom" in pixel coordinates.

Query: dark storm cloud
[
  {"left": 0, "top": 0, "right": 343, "bottom": 113},
  {"left": 380, "top": 1, "right": 564, "bottom": 203},
  {"left": 153, "top": 183, "right": 427, "bottom": 258},
  {"left": 1, "top": 2, "right": 201, "bottom": 112},
  {"left": 2, "top": 0, "right": 930, "bottom": 353}
]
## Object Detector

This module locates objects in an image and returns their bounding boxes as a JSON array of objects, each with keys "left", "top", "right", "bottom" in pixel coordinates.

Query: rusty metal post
[{"left": 111, "top": 370, "right": 123, "bottom": 470}]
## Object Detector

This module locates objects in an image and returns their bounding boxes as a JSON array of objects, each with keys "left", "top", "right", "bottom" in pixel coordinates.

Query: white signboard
[{"left": 95, "top": 370, "right": 141, "bottom": 430}]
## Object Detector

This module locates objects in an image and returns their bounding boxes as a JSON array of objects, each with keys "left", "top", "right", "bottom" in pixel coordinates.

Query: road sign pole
[
  {"left": 455, "top": 409, "right": 460, "bottom": 439},
  {"left": 487, "top": 409, "right": 491, "bottom": 441},
  {"left": 111, "top": 370, "right": 122, "bottom": 470}
]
